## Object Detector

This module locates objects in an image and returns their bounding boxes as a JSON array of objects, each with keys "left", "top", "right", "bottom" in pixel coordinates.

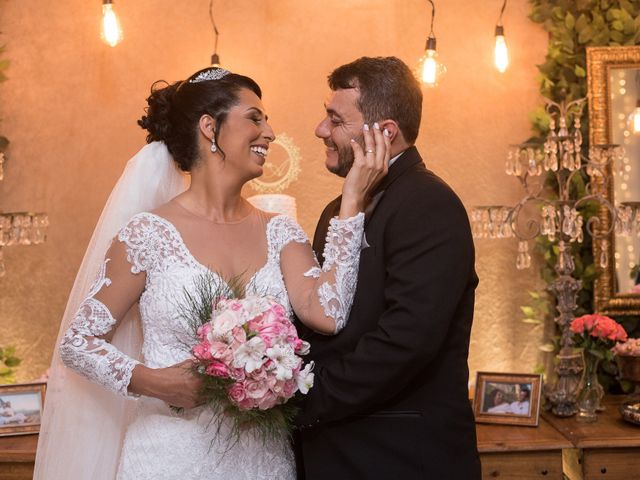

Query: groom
[{"left": 295, "top": 56, "right": 481, "bottom": 479}]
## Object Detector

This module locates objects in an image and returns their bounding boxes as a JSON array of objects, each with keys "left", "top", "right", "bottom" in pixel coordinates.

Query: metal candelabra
[{"left": 472, "top": 98, "right": 624, "bottom": 416}]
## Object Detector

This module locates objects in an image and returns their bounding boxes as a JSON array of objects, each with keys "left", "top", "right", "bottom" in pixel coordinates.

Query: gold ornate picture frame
[{"left": 587, "top": 46, "right": 640, "bottom": 315}]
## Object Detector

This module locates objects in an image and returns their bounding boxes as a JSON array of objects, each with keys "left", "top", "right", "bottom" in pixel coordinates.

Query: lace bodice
[{"left": 120, "top": 213, "right": 308, "bottom": 369}]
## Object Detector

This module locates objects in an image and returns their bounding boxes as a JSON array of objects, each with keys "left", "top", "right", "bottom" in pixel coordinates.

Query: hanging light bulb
[
  {"left": 417, "top": 1, "right": 446, "bottom": 87},
  {"left": 418, "top": 37, "right": 446, "bottom": 86},
  {"left": 494, "top": 0, "right": 509, "bottom": 73},
  {"left": 494, "top": 26, "right": 509, "bottom": 72},
  {"left": 101, "top": 0, "right": 123, "bottom": 47},
  {"left": 209, "top": 0, "right": 221, "bottom": 66}
]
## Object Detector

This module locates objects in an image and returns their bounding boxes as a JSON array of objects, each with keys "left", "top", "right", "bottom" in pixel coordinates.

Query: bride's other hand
[
  {"left": 339, "top": 122, "right": 390, "bottom": 218},
  {"left": 129, "top": 360, "right": 204, "bottom": 409}
]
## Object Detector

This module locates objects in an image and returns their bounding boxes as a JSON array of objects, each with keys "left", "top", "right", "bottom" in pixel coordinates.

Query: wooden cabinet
[
  {"left": 542, "top": 397, "right": 640, "bottom": 480},
  {"left": 0, "top": 434, "right": 36, "bottom": 480},
  {"left": 476, "top": 397, "right": 640, "bottom": 480},
  {"left": 477, "top": 416, "right": 571, "bottom": 479}
]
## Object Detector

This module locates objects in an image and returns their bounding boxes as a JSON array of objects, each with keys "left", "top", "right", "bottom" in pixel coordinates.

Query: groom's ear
[
  {"left": 198, "top": 114, "right": 217, "bottom": 141},
  {"left": 379, "top": 120, "right": 400, "bottom": 143}
]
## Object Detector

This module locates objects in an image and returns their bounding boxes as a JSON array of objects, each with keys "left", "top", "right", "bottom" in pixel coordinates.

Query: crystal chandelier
[{"left": 472, "top": 97, "right": 626, "bottom": 417}]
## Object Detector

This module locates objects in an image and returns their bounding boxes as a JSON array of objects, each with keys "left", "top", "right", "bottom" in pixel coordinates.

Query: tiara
[{"left": 189, "top": 68, "right": 231, "bottom": 83}]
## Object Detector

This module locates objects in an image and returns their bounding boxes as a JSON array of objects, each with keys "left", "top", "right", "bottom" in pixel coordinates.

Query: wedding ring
[{"left": 366, "top": 149, "right": 374, "bottom": 153}]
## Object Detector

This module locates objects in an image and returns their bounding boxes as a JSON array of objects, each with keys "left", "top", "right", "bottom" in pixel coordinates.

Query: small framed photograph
[
  {"left": 473, "top": 372, "right": 542, "bottom": 427},
  {"left": 0, "top": 382, "right": 46, "bottom": 436}
]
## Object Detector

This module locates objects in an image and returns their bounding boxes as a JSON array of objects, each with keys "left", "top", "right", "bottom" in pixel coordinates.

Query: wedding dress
[{"left": 35, "top": 141, "right": 364, "bottom": 480}]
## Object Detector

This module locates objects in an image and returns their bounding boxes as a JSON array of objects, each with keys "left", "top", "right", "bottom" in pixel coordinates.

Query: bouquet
[
  {"left": 612, "top": 338, "right": 640, "bottom": 357},
  {"left": 570, "top": 313, "right": 628, "bottom": 361},
  {"left": 180, "top": 273, "right": 314, "bottom": 441}
]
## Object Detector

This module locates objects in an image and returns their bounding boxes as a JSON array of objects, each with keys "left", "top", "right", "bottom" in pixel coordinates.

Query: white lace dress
[{"left": 59, "top": 211, "right": 363, "bottom": 480}]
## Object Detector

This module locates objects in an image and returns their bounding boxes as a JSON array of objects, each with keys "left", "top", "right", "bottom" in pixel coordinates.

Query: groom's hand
[{"left": 340, "top": 122, "right": 390, "bottom": 217}]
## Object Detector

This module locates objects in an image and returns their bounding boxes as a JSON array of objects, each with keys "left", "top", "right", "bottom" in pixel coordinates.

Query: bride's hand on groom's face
[
  {"left": 130, "top": 360, "right": 205, "bottom": 409},
  {"left": 340, "top": 122, "right": 391, "bottom": 217}
]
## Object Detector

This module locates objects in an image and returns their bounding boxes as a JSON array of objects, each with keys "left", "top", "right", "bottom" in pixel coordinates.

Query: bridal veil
[{"left": 34, "top": 142, "right": 187, "bottom": 479}]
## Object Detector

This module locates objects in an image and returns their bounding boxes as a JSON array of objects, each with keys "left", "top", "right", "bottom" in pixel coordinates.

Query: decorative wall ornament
[
  {"left": 249, "top": 133, "right": 301, "bottom": 194},
  {"left": 247, "top": 133, "right": 301, "bottom": 220}
]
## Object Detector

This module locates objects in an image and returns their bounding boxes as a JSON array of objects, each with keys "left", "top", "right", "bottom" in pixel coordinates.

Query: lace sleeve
[
  {"left": 59, "top": 215, "right": 152, "bottom": 396},
  {"left": 279, "top": 213, "right": 365, "bottom": 334}
]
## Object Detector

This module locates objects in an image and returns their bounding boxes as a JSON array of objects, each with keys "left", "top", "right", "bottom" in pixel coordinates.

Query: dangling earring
[{"left": 210, "top": 137, "right": 218, "bottom": 153}]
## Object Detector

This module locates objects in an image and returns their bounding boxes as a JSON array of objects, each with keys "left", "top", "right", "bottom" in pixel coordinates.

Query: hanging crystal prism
[{"left": 516, "top": 240, "right": 531, "bottom": 270}]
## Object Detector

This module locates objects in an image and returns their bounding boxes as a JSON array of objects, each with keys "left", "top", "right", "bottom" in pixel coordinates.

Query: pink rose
[
  {"left": 257, "top": 390, "right": 278, "bottom": 410},
  {"left": 282, "top": 379, "right": 296, "bottom": 398},
  {"left": 228, "top": 383, "right": 246, "bottom": 404},
  {"left": 229, "top": 367, "right": 246, "bottom": 382},
  {"left": 197, "top": 323, "right": 212, "bottom": 340},
  {"left": 205, "top": 360, "right": 230, "bottom": 378},
  {"left": 583, "top": 315, "right": 597, "bottom": 331},
  {"left": 193, "top": 341, "right": 213, "bottom": 361},
  {"left": 614, "top": 324, "right": 629, "bottom": 342},
  {"left": 250, "top": 366, "right": 268, "bottom": 381},
  {"left": 237, "top": 396, "right": 255, "bottom": 410},
  {"left": 245, "top": 378, "right": 270, "bottom": 400}
]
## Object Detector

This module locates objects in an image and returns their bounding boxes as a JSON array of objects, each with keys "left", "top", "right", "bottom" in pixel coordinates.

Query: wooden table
[
  {"left": 0, "top": 434, "right": 37, "bottom": 480},
  {"left": 477, "top": 416, "right": 572, "bottom": 479},
  {"left": 542, "top": 397, "right": 640, "bottom": 480}
]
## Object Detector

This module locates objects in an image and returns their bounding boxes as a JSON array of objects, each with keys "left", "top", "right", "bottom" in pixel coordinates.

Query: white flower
[
  {"left": 232, "top": 337, "right": 266, "bottom": 373},
  {"left": 297, "top": 340, "right": 311, "bottom": 356},
  {"left": 266, "top": 344, "right": 299, "bottom": 381},
  {"left": 208, "top": 310, "right": 241, "bottom": 342},
  {"left": 295, "top": 361, "right": 315, "bottom": 395}
]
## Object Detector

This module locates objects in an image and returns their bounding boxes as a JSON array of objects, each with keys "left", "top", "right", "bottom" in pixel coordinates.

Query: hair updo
[{"left": 138, "top": 67, "right": 262, "bottom": 171}]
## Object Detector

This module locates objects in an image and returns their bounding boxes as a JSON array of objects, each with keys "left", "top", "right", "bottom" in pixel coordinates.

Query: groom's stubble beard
[{"left": 328, "top": 131, "right": 365, "bottom": 178}]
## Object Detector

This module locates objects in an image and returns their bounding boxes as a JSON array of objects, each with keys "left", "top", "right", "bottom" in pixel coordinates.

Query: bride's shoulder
[
  {"left": 118, "top": 210, "right": 175, "bottom": 244},
  {"left": 263, "top": 213, "right": 309, "bottom": 246}
]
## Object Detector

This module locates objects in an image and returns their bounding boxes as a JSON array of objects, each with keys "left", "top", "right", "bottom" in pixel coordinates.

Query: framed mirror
[{"left": 588, "top": 46, "right": 640, "bottom": 315}]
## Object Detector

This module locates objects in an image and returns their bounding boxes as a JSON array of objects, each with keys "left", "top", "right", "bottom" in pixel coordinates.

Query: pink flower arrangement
[
  {"left": 192, "top": 296, "right": 314, "bottom": 412},
  {"left": 612, "top": 338, "right": 640, "bottom": 357},
  {"left": 570, "top": 314, "right": 628, "bottom": 361}
]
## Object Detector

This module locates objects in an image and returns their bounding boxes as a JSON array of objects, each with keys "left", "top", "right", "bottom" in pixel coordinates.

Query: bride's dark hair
[{"left": 138, "top": 68, "right": 262, "bottom": 171}]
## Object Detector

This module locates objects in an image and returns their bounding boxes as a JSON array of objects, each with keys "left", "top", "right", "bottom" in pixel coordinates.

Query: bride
[{"left": 34, "top": 67, "right": 389, "bottom": 479}]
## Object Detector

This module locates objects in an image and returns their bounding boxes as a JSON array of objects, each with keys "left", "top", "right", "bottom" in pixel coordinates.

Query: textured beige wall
[{"left": 0, "top": 0, "right": 549, "bottom": 384}]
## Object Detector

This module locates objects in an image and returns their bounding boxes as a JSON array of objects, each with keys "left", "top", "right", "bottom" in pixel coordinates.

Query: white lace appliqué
[
  {"left": 59, "top": 260, "right": 140, "bottom": 397},
  {"left": 316, "top": 213, "right": 364, "bottom": 333}
]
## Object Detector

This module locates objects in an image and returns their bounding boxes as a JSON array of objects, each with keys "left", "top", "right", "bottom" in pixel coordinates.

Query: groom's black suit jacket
[{"left": 295, "top": 147, "right": 481, "bottom": 479}]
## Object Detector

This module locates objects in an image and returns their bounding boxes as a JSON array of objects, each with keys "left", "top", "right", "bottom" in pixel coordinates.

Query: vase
[{"left": 576, "top": 351, "right": 605, "bottom": 423}]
